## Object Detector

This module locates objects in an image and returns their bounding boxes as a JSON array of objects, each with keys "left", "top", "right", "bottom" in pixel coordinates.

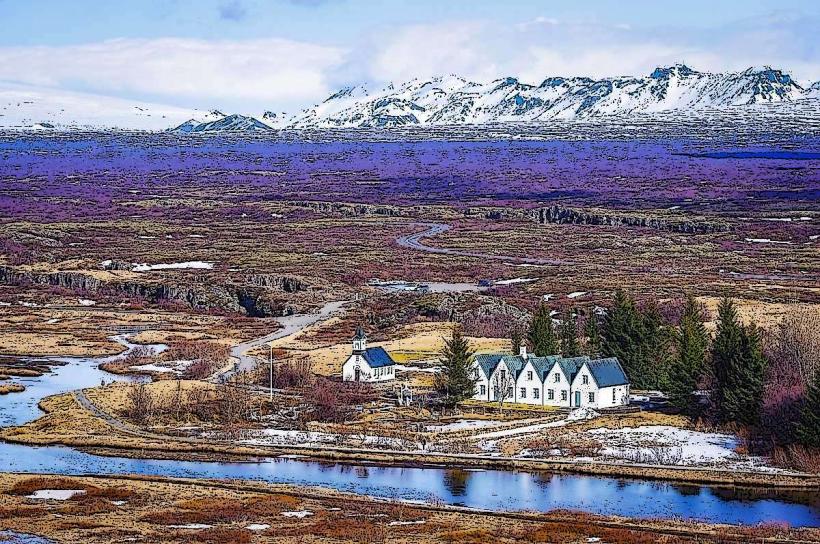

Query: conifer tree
[
  {"left": 797, "top": 369, "right": 820, "bottom": 448},
  {"left": 669, "top": 295, "right": 710, "bottom": 413},
  {"left": 602, "top": 290, "right": 648, "bottom": 388},
  {"left": 528, "top": 304, "right": 559, "bottom": 356},
  {"left": 584, "top": 311, "right": 602, "bottom": 357},
  {"left": 641, "top": 299, "right": 673, "bottom": 390},
  {"left": 712, "top": 297, "right": 766, "bottom": 425},
  {"left": 436, "top": 327, "right": 477, "bottom": 408},
  {"left": 560, "top": 309, "right": 580, "bottom": 356}
]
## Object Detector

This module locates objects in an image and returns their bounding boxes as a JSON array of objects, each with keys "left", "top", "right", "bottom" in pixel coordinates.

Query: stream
[{"left": 1, "top": 333, "right": 819, "bottom": 526}]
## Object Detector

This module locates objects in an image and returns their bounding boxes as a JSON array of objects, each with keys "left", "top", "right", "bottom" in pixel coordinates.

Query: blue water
[{"left": 1, "top": 351, "right": 819, "bottom": 526}]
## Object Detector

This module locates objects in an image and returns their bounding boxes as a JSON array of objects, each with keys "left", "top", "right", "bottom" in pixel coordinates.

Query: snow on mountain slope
[
  {"left": 0, "top": 82, "right": 221, "bottom": 131},
  {"left": 288, "top": 65, "right": 817, "bottom": 128},
  {"left": 170, "top": 114, "right": 273, "bottom": 133}
]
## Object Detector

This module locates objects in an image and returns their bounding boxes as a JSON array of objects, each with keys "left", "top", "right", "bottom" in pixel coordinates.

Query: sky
[{"left": 0, "top": 0, "right": 818, "bottom": 113}]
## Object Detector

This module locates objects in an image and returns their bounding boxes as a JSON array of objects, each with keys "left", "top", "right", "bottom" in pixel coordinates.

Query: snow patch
[
  {"left": 495, "top": 277, "right": 536, "bottom": 286},
  {"left": 282, "top": 510, "right": 313, "bottom": 518},
  {"left": 132, "top": 261, "right": 214, "bottom": 272},
  {"left": 26, "top": 489, "right": 86, "bottom": 500}
]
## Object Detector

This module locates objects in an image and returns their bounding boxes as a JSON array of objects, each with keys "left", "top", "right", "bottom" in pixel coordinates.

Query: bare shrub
[
  {"left": 265, "top": 357, "right": 314, "bottom": 390},
  {"left": 304, "top": 378, "right": 377, "bottom": 423},
  {"left": 126, "top": 383, "right": 155, "bottom": 423},
  {"left": 771, "top": 444, "right": 820, "bottom": 473},
  {"left": 769, "top": 307, "right": 820, "bottom": 387}
]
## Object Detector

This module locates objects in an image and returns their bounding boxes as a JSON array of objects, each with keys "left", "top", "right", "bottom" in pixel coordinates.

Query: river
[{"left": 1, "top": 335, "right": 819, "bottom": 526}]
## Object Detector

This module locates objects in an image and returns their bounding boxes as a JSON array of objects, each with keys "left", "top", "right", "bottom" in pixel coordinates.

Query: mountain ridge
[{"left": 285, "top": 64, "right": 817, "bottom": 129}]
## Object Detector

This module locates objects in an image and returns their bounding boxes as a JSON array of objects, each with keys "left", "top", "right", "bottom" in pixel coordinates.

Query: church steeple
[{"left": 352, "top": 326, "right": 367, "bottom": 354}]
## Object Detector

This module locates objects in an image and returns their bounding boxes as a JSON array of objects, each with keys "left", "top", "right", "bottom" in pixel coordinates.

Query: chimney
[{"left": 519, "top": 346, "right": 528, "bottom": 359}]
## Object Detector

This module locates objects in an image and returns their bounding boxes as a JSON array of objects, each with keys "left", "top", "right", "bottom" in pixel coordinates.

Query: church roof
[
  {"left": 352, "top": 326, "right": 367, "bottom": 341},
  {"left": 362, "top": 346, "right": 395, "bottom": 368}
]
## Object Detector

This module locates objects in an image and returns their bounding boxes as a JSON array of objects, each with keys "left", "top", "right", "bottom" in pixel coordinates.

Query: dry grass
[{"left": 0, "top": 383, "right": 25, "bottom": 394}]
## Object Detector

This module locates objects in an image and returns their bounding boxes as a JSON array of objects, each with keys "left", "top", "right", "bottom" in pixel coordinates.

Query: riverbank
[
  {"left": 1, "top": 472, "right": 818, "bottom": 544},
  {"left": 4, "top": 388, "right": 819, "bottom": 490}
]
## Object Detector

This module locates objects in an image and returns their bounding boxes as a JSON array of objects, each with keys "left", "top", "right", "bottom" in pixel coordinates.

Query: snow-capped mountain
[
  {"left": 170, "top": 113, "right": 272, "bottom": 134},
  {"left": 287, "top": 65, "right": 818, "bottom": 128},
  {"left": 0, "top": 82, "right": 223, "bottom": 131}
]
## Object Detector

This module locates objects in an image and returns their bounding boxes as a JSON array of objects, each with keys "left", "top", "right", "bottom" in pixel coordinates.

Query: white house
[
  {"left": 342, "top": 327, "right": 396, "bottom": 382},
  {"left": 471, "top": 348, "right": 629, "bottom": 409}
]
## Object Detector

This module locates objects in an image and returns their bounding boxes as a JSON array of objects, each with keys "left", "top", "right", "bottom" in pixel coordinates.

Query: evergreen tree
[
  {"left": 797, "top": 369, "right": 820, "bottom": 448},
  {"left": 668, "top": 295, "right": 710, "bottom": 413},
  {"left": 712, "top": 297, "right": 741, "bottom": 409},
  {"left": 641, "top": 299, "right": 673, "bottom": 391},
  {"left": 560, "top": 309, "right": 580, "bottom": 356},
  {"left": 528, "top": 304, "right": 559, "bottom": 356},
  {"left": 435, "top": 327, "right": 477, "bottom": 408},
  {"left": 584, "top": 311, "right": 602, "bottom": 357},
  {"left": 712, "top": 298, "right": 767, "bottom": 425},
  {"left": 602, "top": 290, "right": 649, "bottom": 388},
  {"left": 510, "top": 325, "right": 523, "bottom": 355}
]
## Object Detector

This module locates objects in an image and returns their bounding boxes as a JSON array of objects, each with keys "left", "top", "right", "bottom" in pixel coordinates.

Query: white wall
[
  {"left": 515, "top": 361, "right": 543, "bottom": 406},
  {"left": 488, "top": 360, "right": 514, "bottom": 403},
  {"left": 570, "top": 364, "right": 600, "bottom": 408},
  {"left": 596, "top": 384, "right": 630, "bottom": 408},
  {"left": 471, "top": 362, "right": 491, "bottom": 401},
  {"left": 543, "top": 362, "right": 572, "bottom": 408}
]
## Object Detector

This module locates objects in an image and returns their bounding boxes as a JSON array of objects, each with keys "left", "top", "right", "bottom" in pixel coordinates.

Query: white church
[
  {"left": 342, "top": 327, "right": 397, "bottom": 382},
  {"left": 471, "top": 347, "right": 630, "bottom": 409}
]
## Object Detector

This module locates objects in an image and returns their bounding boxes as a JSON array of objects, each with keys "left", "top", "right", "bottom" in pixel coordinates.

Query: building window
[
  {"left": 480, "top": 385, "right": 486, "bottom": 395},
  {"left": 613, "top": 388, "right": 616, "bottom": 402},
  {"left": 533, "top": 388, "right": 539, "bottom": 399},
  {"left": 582, "top": 375, "right": 589, "bottom": 385},
  {"left": 500, "top": 370, "right": 506, "bottom": 382},
  {"left": 507, "top": 387, "right": 513, "bottom": 399},
  {"left": 527, "top": 371, "right": 533, "bottom": 381},
  {"left": 561, "top": 390, "right": 567, "bottom": 401},
  {"left": 520, "top": 388, "right": 526, "bottom": 399},
  {"left": 547, "top": 389, "right": 554, "bottom": 400},
  {"left": 588, "top": 392, "right": 595, "bottom": 403},
  {"left": 554, "top": 373, "right": 560, "bottom": 383}
]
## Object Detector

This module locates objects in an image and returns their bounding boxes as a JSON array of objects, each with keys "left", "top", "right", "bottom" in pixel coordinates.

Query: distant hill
[{"left": 169, "top": 114, "right": 273, "bottom": 134}]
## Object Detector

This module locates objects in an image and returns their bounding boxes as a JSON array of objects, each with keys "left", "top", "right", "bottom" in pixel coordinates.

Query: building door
[
  {"left": 574, "top": 391, "right": 581, "bottom": 407},
  {"left": 354, "top": 367, "right": 360, "bottom": 381}
]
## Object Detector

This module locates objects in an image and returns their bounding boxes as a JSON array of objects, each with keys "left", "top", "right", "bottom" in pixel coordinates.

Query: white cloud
[
  {"left": 0, "top": 38, "right": 347, "bottom": 111},
  {"left": 0, "top": 12, "right": 816, "bottom": 115}
]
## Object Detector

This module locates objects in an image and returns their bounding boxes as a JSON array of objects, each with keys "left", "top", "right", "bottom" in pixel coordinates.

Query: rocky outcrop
[
  {"left": 245, "top": 274, "right": 303, "bottom": 293},
  {"left": 0, "top": 266, "right": 305, "bottom": 317},
  {"left": 290, "top": 201, "right": 404, "bottom": 217},
  {"left": 529, "top": 206, "right": 731, "bottom": 234}
]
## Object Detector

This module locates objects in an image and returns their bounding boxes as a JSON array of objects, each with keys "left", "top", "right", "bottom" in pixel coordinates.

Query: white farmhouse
[
  {"left": 471, "top": 348, "right": 629, "bottom": 409},
  {"left": 342, "top": 327, "right": 396, "bottom": 382}
]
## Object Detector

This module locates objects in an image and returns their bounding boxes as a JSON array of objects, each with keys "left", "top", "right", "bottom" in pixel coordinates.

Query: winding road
[
  {"left": 396, "top": 223, "right": 571, "bottom": 266},
  {"left": 225, "top": 299, "right": 348, "bottom": 377}
]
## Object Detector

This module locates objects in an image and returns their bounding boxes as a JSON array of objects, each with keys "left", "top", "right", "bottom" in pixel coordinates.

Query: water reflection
[{"left": 442, "top": 468, "right": 472, "bottom": 496}]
